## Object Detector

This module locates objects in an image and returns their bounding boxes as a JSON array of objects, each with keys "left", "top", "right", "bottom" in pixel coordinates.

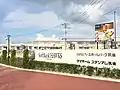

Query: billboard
[{"left": 95, "top": 22, "right": 114, "bottom": 41}]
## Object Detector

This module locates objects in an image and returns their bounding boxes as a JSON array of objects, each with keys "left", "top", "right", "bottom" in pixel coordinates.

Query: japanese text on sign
[
  {"left": 77, "top": 53, "right": 116, "bottom": 57},
  {"left": 77, "top": 59, "right": 116, "bottom": 66}
]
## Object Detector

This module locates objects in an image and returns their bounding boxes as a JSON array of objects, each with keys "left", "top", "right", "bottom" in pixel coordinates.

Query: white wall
[{"left": 35, "top": 49, "right": 120, "bottom": 69}]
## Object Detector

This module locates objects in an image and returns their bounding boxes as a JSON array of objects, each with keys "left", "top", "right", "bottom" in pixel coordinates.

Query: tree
[
  {"left": 23, "top": 49, "right": 29, "bottom": 68},
  {"left": 1, "top": 50, "right": 7, "bottom": 64},
  {"left": 10, "top": 50, "right": 16, "bottom": 66}
]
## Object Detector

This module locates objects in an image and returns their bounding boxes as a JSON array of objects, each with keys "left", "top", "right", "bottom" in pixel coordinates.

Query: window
[
  {"left": 29, "top": 46, "right": 32, "bottom": 49},
  {"left": 17, "top": 46, "right": 20, "bottom": 50},
  {"left": 34, "top": 47, "right": 37, "bottom": 49}
]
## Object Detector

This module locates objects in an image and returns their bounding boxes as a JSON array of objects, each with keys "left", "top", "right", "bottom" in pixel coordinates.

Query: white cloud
[
  {"left": 2, "top": 8, "right": 96, "bottom": 40},
  {"left": 66, "top": 23, "right": 94, "bottom": 38},
  {"left": 2, "top": 0, "right": 120, "bottom": 43},
  {"left": 64, "top": 2, "right": 104, "bottom": 24},
  {"left": 36, "top": 33, "right": 44, "bottom": 38},
  {"left": 52, "top": 34, "right": 56, "bottom": 38},
  {"left": 3, "top": 10, "right": 65, "bottom": 29},
  {"left": 87, "top": 4, "right": 103, "bottom": 22},
  {"left": 11, "top": 35, "right": 35, "bottom": 44}
]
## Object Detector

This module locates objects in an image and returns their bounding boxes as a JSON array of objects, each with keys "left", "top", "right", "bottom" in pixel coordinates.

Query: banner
[
  {"left": 95, "top": 22, "right": 114, "bottom": 41},
  {"left": 35, "top": 50, "right": 120, "bottom": 69}
]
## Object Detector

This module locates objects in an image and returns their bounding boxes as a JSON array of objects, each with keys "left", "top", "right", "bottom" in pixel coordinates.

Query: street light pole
[
  {"left": 62, "top": 23, "right": 69, "bottom": 50},
  {"left": 114, "top": 11, "right": 117, "bottom": 49},
  {"left": 7, "top": 35, "right": 11, "bottom": 64}
]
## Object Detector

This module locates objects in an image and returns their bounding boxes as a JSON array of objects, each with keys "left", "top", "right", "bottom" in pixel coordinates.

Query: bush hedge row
[
  {"left": 0, "top": 50, "right": 120, "bottom": 79},
  {"left": 25, "top": 60, "right": 120, "bottom": 79}
]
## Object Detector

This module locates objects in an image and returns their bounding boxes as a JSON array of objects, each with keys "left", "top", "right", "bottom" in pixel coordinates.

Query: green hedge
[
  {"left": 0, "top": 56, "right": 1, "bottom": 63},
  {"left": 14, "top": 57, "right": 24, "bottom": 68},
  {"left": 25, "top": 60, "right": 120, "bottom": 79},
  {"left": 10, "top": 50, "right": 16, "bottom": 66},
  {"left": 23, "top": 49, "right": 29, "bottom": 68},
  {"left": 1, "top": 50, "right": 8, "bottom": 64}
]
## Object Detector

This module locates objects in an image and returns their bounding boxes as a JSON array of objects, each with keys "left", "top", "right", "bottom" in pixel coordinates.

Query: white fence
[{"left": 35, "top": 49, "right": 120, "bottom": 69}]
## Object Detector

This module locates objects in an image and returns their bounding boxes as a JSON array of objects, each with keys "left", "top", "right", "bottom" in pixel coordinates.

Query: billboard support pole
[
  {"left": 111, "top": 39, "right": 114, "bottom": 49},
  {"left": 104, "top": 41, "right": 106, "bottom": 49},
  {"left": 111, "top": 40, "right": 113, "bottom": 49},
  {"left": 114, "top": 11, "right": 117, "bottom": 49},
  {"left": 97, "top": 41, "right": 98, "bottom": 49}
]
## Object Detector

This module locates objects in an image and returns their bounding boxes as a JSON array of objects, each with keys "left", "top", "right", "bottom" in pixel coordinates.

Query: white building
[
  {"left": 0, "top": 35, "right": 65, "bottom": 50},
  {"left": 1, "top": 35, "right": 120, "bottom": 51}
]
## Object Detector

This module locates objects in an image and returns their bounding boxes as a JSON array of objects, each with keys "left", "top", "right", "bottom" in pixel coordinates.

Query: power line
[
  {"left": 91, "top": 6, "right": 120, "bottom": 24},
  {"left": 103, "top": 7, "right": 120, "bottom": 16},
  {"left": 99, "top": 0, "right": 109, "bottom": 8},
  {"left": 82, "top": 0, "right": 107, "bottom": 21},
  {"left": 78, "top": 0, "right": 97, "bottom": 15},
  {"left": 81, "top": 0, "right": 102, "bottom": 17},
  {"left": 85, "top": 0, "right": 107, "bottom": 16},
  {"left": 79, "top": 0, "right": 109, "bottom": 23}
]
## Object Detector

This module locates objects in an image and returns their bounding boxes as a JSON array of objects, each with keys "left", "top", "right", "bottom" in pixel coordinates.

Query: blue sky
[{"left": 1, "top": 0, "right": 120, "bottom": 43}]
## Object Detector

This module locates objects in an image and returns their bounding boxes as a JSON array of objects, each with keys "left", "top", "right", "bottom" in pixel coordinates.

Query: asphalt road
[{"left": 0, "top": 66, "right": 120, "bottom": 90}]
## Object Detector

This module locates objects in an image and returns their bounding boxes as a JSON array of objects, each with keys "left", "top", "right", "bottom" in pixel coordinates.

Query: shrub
[
  {"left": 94, "top": 67, "right": 102, "bottom": 76},
  {"left": 76, "top": 65, "right": 83, "bottom": 74},
  {"left": 109, "top": 68, "right": 116, "bottom": 78},
  {"left": 1, "top": 50, "right": 8, "bottom": 64},
  {"left": 10, "top": 50, "right": 16, "bottom": 66},
  {"left": 60, "top": 63, "right": 69, "bottom": 73},
  {"left": 28, "top": 61, "right": 120, "bottom": 79},
  {"left": 15, "top": 57, "right": 23, "bottom": 68},
  {"left": 45, "top": 62, "right": 55, "bottom": 71},
  {"left": 114, "top": 69, "right": 120, "bottom": 79},
  {"left": 27, "top": 60, "right": 35, "bottom": 69},
  {"left": 0, "top": 56, "right": 2, "bottom": 63},
  {"left": 86, "top": 66, "right": 94, "bottom": 76},
  {"left": 101, "top": 68, "right": 111, "bottom": 77},
  {"left": 69, "top": 64, "right": 78, "bottom": 74},
  {"left": 81, "top": 66, "right": 87, "bottom": 75},
  {"left": 23, "top": 49, "right": 29, "bottom": 68}
]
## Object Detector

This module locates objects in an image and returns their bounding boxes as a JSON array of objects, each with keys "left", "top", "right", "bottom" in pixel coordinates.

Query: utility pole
[
  {"left": 7, "top": 35, "right": 11, "bottom": 64},
  {"left": 114, "top": 11, "right": 117, "bottom": 49},
  {"left": 61, "top": 23, "right": 70, "bottom": 50}
]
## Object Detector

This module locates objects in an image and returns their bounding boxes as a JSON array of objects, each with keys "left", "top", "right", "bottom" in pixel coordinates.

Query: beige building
[{"left": 1, "top": 36, "right": 120, "bottom": 51}]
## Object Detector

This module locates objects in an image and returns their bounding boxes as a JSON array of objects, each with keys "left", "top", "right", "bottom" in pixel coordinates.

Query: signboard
[
  {"left": 35, "top": 50, "right": 70, "bottom": 64},
  {"left": 35, "top": 50, "right": 120, "bottom": 69},
  {"left": 95, "top": 22, "right": 114, "bottom": 41},
  {"left": 76, "top": 50, "right": 118, "bottom": 68}
]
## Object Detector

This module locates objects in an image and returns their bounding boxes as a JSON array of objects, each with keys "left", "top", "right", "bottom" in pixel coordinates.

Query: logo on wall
[
  {"left": 95, "top": 22, "right": 114, "bottom": 41},
  {"left": 38, "top": 53, "right": 62, "bottom": 59}
]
